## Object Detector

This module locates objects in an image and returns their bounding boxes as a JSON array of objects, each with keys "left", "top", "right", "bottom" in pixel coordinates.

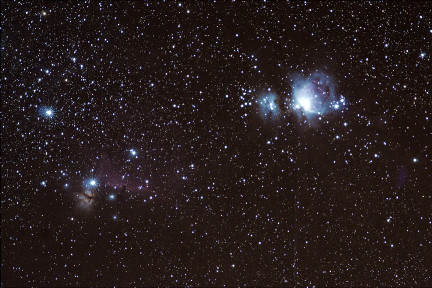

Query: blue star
[{"left": 40, "top": 106, "right": 55, "bottom": 119}]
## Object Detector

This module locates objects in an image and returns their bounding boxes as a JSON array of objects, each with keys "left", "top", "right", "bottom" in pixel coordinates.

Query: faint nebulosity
[{"left": 2, "top": 1, "right": 431, "bottom": 287}]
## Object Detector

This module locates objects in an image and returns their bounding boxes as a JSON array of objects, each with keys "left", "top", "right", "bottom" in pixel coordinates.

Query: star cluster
[{"left": 2, "top": 2, "right": 431, "bottom": 287}]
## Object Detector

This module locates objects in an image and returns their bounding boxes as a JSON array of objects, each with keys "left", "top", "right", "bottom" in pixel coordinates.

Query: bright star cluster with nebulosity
[{"left": 2, "top": 2, "right": 431, "bottom": 287}]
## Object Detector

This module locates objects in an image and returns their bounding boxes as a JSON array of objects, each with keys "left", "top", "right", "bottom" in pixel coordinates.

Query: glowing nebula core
[{"left": 292, "top": 72, "right": 339, "bottom": 118}]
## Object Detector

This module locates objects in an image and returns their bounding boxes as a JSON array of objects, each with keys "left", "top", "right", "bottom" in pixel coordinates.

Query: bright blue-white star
[
  {"left": 129, "top": 149, "right": 137, "bottom": 157},
  {"left": 40, "top": 106, "right": 56, "bottom": 119},
  {"left": 84, "top": 178, "right": 99, "bottom": 189}
]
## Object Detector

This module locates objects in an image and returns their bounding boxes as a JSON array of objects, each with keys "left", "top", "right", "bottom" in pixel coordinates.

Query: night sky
[{"left": 2, "top": 1, "right": 431, "bottom": 286}]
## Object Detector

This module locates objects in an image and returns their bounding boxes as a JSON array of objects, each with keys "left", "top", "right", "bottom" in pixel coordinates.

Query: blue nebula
[
  {"left": 291, "top": 72, "right": 338, "bottom": 118},
  {"left": 258, "top": 93, "right": 279, "bottom": 119}
]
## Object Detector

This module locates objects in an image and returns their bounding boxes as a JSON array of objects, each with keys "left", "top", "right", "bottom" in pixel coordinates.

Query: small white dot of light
[
  {"left": 145, "top": 179, "right": 149, "bottom": 184},
  {"left": 335, "top": 135, "right": 340, "bottom": 139},
  {"left": 149, "top": 196, "right": 153, "bottom": 200},
  {"left": 413, "top": 158, "right": 418, "bottom": 163},
  {"left": 90, "top": 180, "right": 97, "bottom": 186},
  {"left": 113, "top": 215, "right": 117, "bottom": 220},
  {"left": 41, "top": 181, "right": 46, "bottom": 186},
  {"left": 344, "top": 122, "right": 348, "bottom": 127},
  {"left": 109, "top": 194, "right": 115, "bottom": 200},
  {"left": 45, "top": 109, "right": 53, "bottom": 116},
  {"left": 130, "top": 149, "right": 136, "bottom": 156},
  {"left": 387, "top": 218, "right": 391, "bottom": 223},
  {"left": 334, "top": 104, "right": 340, "bottom": 109}
]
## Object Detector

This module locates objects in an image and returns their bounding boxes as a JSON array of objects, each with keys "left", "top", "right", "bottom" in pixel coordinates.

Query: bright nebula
[
  {"left": 77, "top": 190, "right": 96, "bottom": 210},
  {"left": 298, "top": 97, "right": 312, "bottom": 112},
  {"left": 258, "top": 92, "right": 279, "bottom": 119},
  {"left": 291, "top": 71, "right": 347, "bottom": 123},
  {"left": 292, "top": 72, "right": 336, "bottom": 116}
]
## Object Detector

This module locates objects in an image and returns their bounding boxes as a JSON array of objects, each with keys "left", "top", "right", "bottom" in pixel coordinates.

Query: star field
[{"left": 2, "top": 1, "right": 431, "bottom": 286}]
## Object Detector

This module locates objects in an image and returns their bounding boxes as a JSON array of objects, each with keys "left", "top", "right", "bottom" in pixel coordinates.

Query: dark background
[{"left": 2, "top": 1, "right": 431, "bottom": 286}]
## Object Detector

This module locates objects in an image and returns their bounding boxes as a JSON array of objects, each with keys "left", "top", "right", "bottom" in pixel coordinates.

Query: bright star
[
  {"left": 84, "top": 178, "right": 99, "bottom": 188},
  {"left": 40, "top": 106, "right": 55, "bottom": 119}
]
